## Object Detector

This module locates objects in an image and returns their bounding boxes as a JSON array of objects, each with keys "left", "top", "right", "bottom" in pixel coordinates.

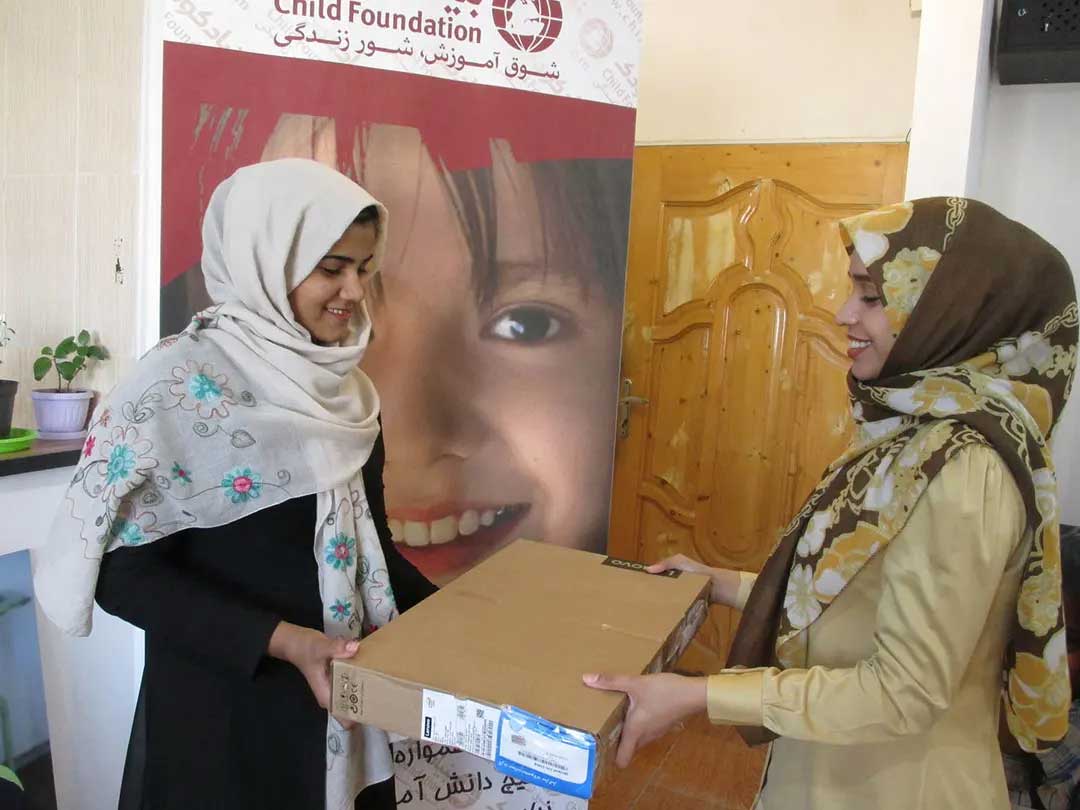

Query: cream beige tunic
[{"left": 708, "top": 445, "right": 1028, "bottom": 809}]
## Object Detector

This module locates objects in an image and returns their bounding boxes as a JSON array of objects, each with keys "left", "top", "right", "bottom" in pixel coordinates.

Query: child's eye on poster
[{"left": 485, "top": 306, "right": 565, "bottom": 343}]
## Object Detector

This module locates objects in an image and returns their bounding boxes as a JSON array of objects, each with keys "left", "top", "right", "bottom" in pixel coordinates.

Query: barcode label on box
[
  {"left": 419, "top": 689, "right": 498, "bottom": 761},
  {"left": 494, "top": 706, "right": 597, "bottom": 799}
]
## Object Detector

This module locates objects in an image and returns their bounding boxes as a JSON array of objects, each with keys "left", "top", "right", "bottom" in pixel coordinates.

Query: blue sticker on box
[{"left": 494, "top": 705, "right": 597, "bottom": 799}]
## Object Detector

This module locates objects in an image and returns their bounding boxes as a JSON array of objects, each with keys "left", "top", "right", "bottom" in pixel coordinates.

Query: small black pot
[{"left": 0, "top": 379, "right": 17, "bottom": 438}]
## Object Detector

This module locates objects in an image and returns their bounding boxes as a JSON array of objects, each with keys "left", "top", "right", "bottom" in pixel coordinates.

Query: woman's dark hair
[
  {"left": 357, "top": 204, "right": 388, "bottom": 299},
  {"left": 355, "top": 204, "right": 380, "bottom": 234}
]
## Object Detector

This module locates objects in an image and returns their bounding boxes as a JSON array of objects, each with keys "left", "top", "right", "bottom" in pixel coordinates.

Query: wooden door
[{"left": 609, "top": 143, "right": 908, "bottom": 673}]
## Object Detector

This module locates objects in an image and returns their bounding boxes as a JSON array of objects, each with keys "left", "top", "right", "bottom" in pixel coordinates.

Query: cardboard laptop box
[{"left": 332, "top": 539, "right": 710, "bottom": 798}]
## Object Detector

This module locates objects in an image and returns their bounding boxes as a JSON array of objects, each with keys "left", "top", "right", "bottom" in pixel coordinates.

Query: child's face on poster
[{"left": 360, "top": 136, "right": 622, "bottom": 584}]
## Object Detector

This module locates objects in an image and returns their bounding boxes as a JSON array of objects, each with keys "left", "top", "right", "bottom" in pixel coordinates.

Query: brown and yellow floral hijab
[{"left": 728, "top": 197, "right": 1077, "bottom": 753}]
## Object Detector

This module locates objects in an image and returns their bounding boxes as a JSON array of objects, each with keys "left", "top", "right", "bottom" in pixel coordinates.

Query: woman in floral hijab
[{"left": 586, "top": 198, "right": 1076, "bottom": 809}]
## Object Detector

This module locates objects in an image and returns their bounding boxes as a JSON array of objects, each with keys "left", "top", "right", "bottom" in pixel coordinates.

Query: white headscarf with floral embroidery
[{"left": 34, "top": 158, "right": 400, "bottom": 808}]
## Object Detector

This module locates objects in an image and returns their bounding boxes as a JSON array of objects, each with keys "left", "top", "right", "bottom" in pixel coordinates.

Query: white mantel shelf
[
  {"left": 1, "top": 461, "right": 143, "bottom": 810},
  {"left": 0, "top": 465, "right": 74, "bottom": 557}
]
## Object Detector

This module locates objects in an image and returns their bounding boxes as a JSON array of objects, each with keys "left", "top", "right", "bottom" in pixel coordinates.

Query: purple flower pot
[
  {"left": 0, "top": 379, "right": 17, "bottom": 438},
  {"left": 31, "top": 389, "right": 93, "bottom": 437}
]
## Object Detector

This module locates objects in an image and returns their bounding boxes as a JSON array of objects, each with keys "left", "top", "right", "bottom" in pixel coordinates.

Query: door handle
[{"left": 617, "top": 378, "right": 649, "bottom": 439}]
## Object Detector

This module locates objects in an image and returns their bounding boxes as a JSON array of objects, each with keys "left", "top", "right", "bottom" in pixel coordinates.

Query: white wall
[
  {"left": 903, "top": 0, "right": 1080, "bottom": 523},
  {"left": 978, "top": 82, "right": 1080, "bottom": 525},
  {"left": 2, "top": 3, "right": 148, "bottom": 805},
  {"left": 0, "top": 0, "right": 143, "bottom": 430},
  {"left": 636, "top": 0, "right": 921, "bottom": 144},
  {"left": 904, "top": 0, "right": 995, "bottom": 197}
]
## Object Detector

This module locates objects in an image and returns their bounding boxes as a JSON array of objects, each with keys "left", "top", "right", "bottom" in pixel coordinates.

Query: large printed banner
[
  {"left": 155, "top": 1, "right": 641, "bottom": 807},
  {"left": 162, "top": 0, "right": 640, "bottom": 105}
]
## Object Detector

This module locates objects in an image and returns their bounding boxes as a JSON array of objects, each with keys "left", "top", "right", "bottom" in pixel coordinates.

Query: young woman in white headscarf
[{"left": 33, "top": 159, "right": 435, "bottom": 810}]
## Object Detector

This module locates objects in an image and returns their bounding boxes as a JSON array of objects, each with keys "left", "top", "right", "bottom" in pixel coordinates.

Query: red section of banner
[{"left": 161, "top": 42, "right": 636, "bottom": 286}]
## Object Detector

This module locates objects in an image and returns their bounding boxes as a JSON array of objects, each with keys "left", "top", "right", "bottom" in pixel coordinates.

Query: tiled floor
[{"left": 591, "top": 715, "right": 765, "bottom": 810}]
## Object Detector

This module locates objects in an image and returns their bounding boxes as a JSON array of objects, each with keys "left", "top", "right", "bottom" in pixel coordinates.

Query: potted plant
[
  {"left": 0, "top": 314, "right": 15, "bottom": 438},
  {"left": 31, "top": 331, "right": 108, "bottom": 439}
]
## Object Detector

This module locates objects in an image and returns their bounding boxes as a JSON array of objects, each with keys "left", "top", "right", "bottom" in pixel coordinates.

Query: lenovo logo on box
[{"left": 601, "top": 556, "right": 680, "bottom": 578}]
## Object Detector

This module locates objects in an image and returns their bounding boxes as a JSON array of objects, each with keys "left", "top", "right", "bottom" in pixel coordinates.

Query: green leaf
[
  {"left": 40, "top": 346, "right": 53, "bottom": 357},
  {"left": 77, "top": 330, "right": 90, "bottom": 346},
  {"left": 87, "top": 346, "right": 108, "bottom": 360},
  {"left": 75, "top": 345, "right": 89, "bottom": 357},
  {"left": 33, "top": 357, "right": 53, "bottom": 381},
  {"left": 54, "top": 337, "right": 77, "bottom": 358},
  {"left": 56, "top": 360, "right": 79, "bottom": 381},
  {"left": 71, "top": 355, "right": 86, "bottom": 371}
]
